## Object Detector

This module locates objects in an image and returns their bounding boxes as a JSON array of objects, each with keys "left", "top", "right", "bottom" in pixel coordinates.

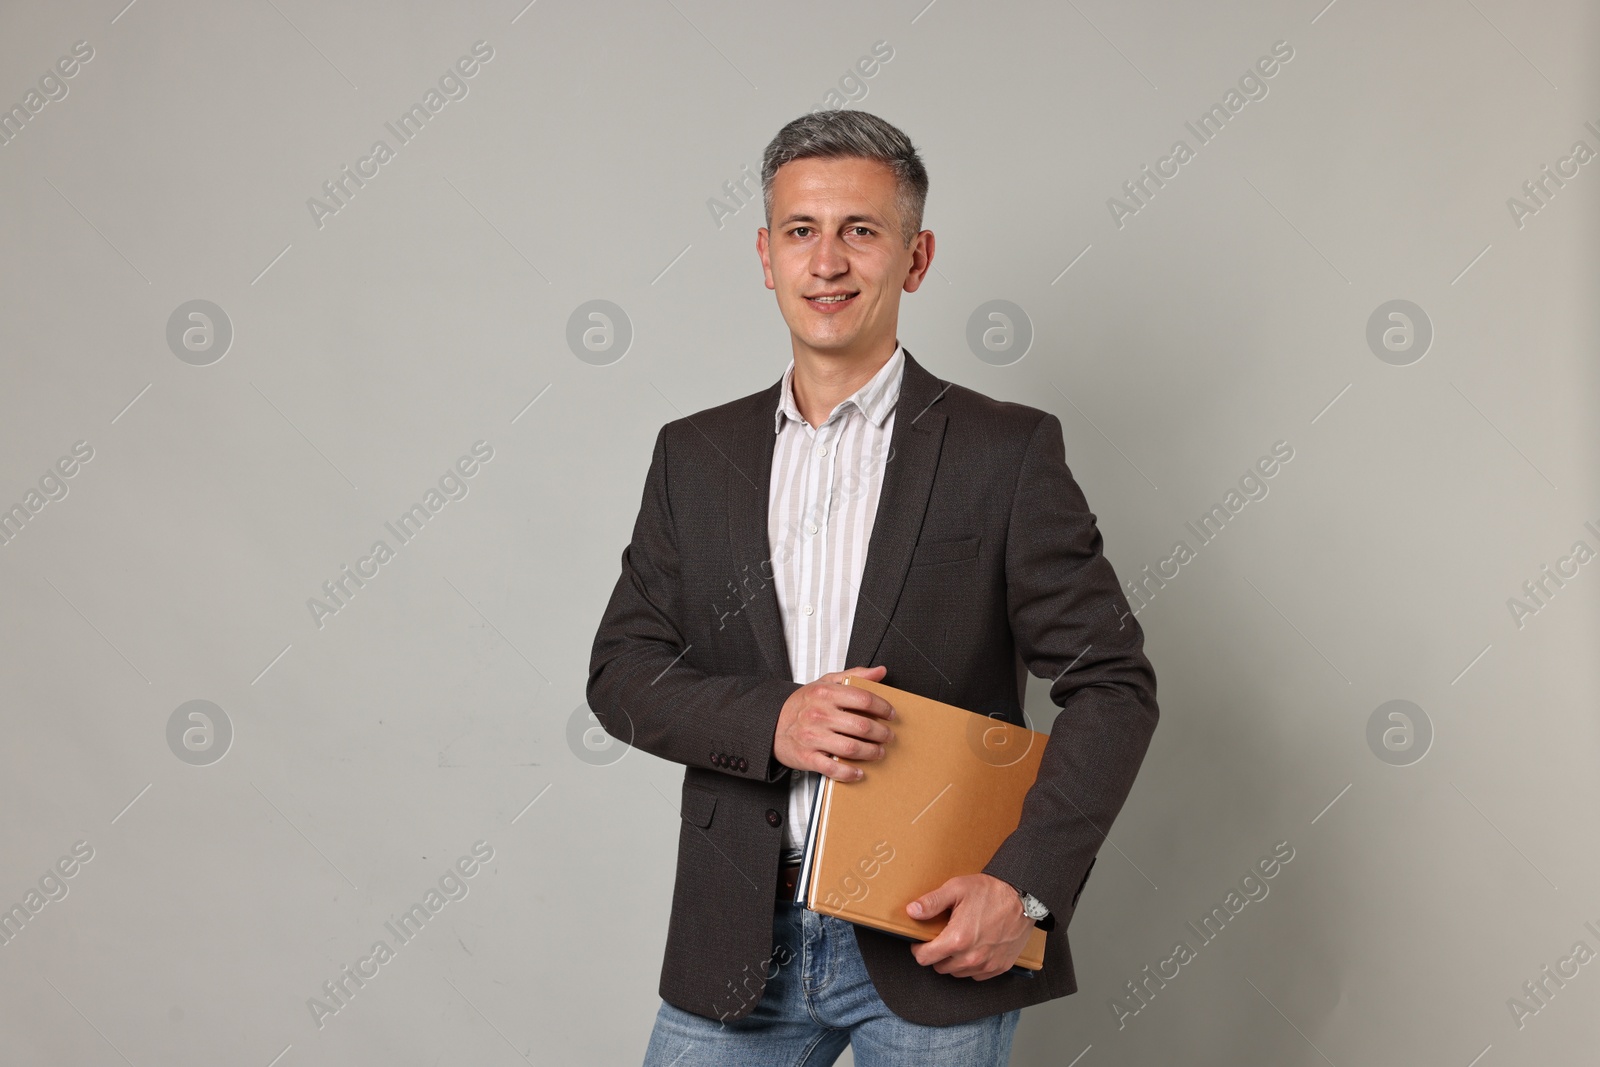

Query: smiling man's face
[{"left": 757, "top": 155, "right": 932, "bottom": 365}]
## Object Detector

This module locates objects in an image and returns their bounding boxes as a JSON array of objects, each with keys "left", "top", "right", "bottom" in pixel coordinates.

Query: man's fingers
[
  {"left": 787, "top": 667, "right": 896, "bottom": 779},
  {"left": 804, "top": 724, "right": 891, "bottom": 779},
  {"left": 908, "top": 879, "right": 959, "bottom": 921},
  {"left": 911, "top": 922, "right": 967, "bottom": 968},
  {"left": 840, "top": 665, "right": 888, "bottom": 684},
  {"left": 906, "top": 879, "right": 967, "bottom": 964},
  {"left": 903, "top": 876, "right": 1029, "bottom": 978},
  {"left": 820, "top": 664, "right": 889, "bottom": 697},
  {"left": 821, "top": 685, "right": 895, "bottom": 721},
  {"left": 799, "top": 689, "right": 895, "bottom": 743},
  {"left": 832, "top": 664, "right": 887, "bottom": 680},
  {"left": 810, "top": 668, "right": 895, "bottom": 721},
  {"left": 826, "top": 705, "right": 894, "bottom": 745},
  {"left": 810, "top": 724, "right": 886, "bottom": 767},
  {"left": 812, "top": 753, "right": 861, "bottom": 781},
  {"left": 825, "top": 733, "right": 886, "bottom": 763}
]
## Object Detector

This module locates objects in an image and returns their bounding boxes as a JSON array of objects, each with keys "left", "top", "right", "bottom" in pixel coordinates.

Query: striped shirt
[{"left": 770, "top": 345, "right": 904, "bottom": 861}]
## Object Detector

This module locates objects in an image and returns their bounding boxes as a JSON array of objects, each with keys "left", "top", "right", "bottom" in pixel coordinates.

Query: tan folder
[{"left": 797, "top": 678, "right": 1049, "bottom": 972}]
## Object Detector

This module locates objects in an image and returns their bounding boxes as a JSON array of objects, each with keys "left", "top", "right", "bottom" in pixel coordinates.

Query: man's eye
[
  {"left": 851, "top": 226, "right": 872, "bottom": 236},
  {"left": 791, "top": 227, "right": 810, "bottom": 237}
]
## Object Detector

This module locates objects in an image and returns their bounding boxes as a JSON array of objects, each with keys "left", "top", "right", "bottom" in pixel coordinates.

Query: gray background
[{"left": 1, "top": 0, "right": 1596, "bottom": 1063}]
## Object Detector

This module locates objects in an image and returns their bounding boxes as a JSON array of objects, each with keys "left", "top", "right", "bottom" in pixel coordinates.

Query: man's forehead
[{"left": 771, "top": 157, "right": 897, "bottom": 219}]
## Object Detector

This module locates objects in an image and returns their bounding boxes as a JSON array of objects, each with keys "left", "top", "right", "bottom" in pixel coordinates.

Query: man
[{"left": 587, "top": 110, "right": 1159, "bottom": 1065}]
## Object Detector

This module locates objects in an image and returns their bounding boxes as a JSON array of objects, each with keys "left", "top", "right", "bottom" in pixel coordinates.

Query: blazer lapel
[
  {"left": 723, "top": 347, "right": 952, "bottom": 683},
  {"left": 724, "top": 379, "right": 794, "bottom": 681},
  {"left": 844, "top": 347, "right": 949, "bottom": 670}
]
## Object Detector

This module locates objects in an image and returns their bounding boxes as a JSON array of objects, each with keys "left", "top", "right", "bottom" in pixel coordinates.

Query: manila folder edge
[{"left": 804, "top": 678, "right": 1049, "bottom": 972}]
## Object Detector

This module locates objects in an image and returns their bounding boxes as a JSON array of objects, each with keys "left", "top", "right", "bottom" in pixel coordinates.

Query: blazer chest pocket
[
  {"left": 910, "top": 535, "right": 980, "bottom": 567},
  {"left": 681, "top": 782, "right": 717, "bottom": 828}
]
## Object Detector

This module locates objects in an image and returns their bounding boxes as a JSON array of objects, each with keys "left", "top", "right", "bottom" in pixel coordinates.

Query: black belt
[{"left": 777, "top": 861, "right": 802, "bottom": 900}]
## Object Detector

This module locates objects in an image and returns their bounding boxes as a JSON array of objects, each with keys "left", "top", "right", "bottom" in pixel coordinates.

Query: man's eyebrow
[{"left": 776, "top": 212, "right": 886, "bottom": 228}]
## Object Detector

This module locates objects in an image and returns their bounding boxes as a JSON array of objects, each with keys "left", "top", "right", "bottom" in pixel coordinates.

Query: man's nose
[{"left": 810, "top": 232, "right": 849, "bottom": 277}]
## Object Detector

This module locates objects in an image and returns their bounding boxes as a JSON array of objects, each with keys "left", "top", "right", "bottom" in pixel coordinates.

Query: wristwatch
[{"left": 1015, "top": 886, "right": 1051, "bottom": 925}]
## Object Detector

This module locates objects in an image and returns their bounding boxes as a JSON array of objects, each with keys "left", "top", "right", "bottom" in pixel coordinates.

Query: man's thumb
[{"left": 907, "top": 883, "right": 953, "bottom": 920}]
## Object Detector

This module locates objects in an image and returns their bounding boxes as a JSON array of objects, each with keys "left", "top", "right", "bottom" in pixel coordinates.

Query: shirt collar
[{"left": 774, "top": 345, "right": 905, "bottom": 434}]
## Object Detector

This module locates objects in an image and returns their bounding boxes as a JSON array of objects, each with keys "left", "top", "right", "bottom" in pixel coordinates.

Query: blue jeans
[{"left": 642, "top": 900, "right": 1021, "bottom": 1066}]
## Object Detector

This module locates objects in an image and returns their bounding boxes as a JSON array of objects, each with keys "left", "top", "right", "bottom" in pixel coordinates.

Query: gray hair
[{"left": 761, "top": 110, "right": 929, "bottom": 246}]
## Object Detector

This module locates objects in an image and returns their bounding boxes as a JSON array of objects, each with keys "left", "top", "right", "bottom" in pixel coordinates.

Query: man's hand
[
  {"left": 906, "top": 874, "right": 1036, "bottom": 980},
  {"left": 772, "top": 664, "right": 895, "bottom": 782}
]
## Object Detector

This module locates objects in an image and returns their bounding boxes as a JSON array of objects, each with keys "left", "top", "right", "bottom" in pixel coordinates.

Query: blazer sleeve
[
  {"left": 980, "top": 412, "right": 1159, "bottom": 929},
  {"left": 586, "top": 424, "right": 804, "bottom": 783}
]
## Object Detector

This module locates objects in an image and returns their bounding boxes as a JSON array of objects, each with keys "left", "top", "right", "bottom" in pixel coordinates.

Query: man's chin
[
  {"left": 778, "top": 317, "right": 854, "bottom": 352},
  {"left": 792, "top": 333, "right": 864, "bottom": 358}
]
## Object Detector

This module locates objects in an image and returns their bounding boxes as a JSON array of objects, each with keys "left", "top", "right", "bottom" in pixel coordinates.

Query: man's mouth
[{"left": 805, "top": 291, "right": 858, "bottom": 311}]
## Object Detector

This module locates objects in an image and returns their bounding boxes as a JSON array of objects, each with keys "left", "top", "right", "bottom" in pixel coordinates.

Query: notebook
[{"left": 793, "top": 678, "right": 1049, "bottom": 972}]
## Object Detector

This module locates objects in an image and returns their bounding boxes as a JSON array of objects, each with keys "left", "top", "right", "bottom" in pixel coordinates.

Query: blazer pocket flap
[
  {"left": 681, "top": 783, "right": 717, "bottom": 828},
  {"left": 910, "top": 535, "right": 980, "bottom": 567}
]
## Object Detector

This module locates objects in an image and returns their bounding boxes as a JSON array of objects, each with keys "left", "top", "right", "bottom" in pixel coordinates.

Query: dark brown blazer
[{"left": 586, "top": 347, "right": 1159, "bottom": 1027}]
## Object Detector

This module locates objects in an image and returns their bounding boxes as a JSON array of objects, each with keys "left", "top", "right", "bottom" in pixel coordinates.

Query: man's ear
[
  {"left": 902, "top": 230, "right": 935, "bottom": 294},
  {"left": 756, "top": 228, "right": 776, "bottom": 291}
]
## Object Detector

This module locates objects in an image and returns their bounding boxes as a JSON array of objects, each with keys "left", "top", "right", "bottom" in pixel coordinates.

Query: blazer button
[
  {"left": 736, "top": 757, "right": 747, "bottom": 772},
  {"left": 765, "top": 809, "right": 782, "bottom": 827}
]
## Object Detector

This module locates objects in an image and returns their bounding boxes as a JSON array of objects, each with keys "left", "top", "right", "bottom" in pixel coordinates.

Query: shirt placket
[{"left": 797, "top": 414, "right": 841, "bottom": 683}]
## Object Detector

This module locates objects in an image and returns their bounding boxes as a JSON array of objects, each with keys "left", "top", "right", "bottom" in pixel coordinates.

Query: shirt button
[
  {"left": 805, "top": 522, "right": 818, "bottom": 535},
  {"left": 816, "top": 445, "right": 828, "bottom": 457},
  {"left": 802, "top": 604, "right": 814, "bottom": 616}
]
